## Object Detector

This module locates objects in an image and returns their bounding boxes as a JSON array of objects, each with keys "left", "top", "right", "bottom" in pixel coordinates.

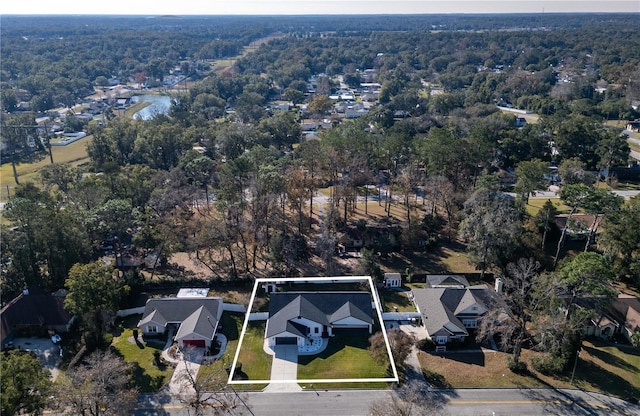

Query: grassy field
[
  {"left": 525, "top": 197, "right": 572, "bottom": 216},
  {"left": 110, "top": 315, "right": 174, "bottom": 393},
  {"left": 297, "top": 331, "right": 390, "bottom": 380},
  {"left": 0, "top": 136, "right": 92, "bottom": 201},
  {"left": 418, "top": 340, "right": 640, "bottom": 399}
]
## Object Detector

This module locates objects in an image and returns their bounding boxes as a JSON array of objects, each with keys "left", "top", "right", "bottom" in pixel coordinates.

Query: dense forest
[{"left": 1, "top": 13, "right": 640, "bottom": 389}]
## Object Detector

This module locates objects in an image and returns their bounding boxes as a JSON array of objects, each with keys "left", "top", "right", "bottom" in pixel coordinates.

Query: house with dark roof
[
  {"left": 1, "top": 287, "right": 74, "bottom": 349},
  {"left": 265, "top": 292, "right": 373, "bottom": 347},
  {"left": 426, "top": 274, "right": 470, "bottom": 288},
  {"left": 138, "top": 297, "right": 223, "bottom": 348},
  {"left": 412, "top": 286, "right": 507, "bottom": 345}
]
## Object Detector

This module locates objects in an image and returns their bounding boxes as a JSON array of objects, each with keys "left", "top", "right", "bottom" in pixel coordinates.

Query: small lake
[{"left": 131, "top": 95, "right": 172, "bottom": 120}]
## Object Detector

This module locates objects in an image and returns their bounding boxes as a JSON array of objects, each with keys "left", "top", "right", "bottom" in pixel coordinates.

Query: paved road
[{"left": 133, "top": 388, "right": 639, "bottom": 416}]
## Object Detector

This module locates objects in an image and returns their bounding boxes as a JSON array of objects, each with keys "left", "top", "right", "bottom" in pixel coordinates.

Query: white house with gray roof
[
  {"left": 412, "top": 286, "right": 507, "bottom": 345},
  {"left": 265, "top": 292, "right": 373, "bottom": 347},
  {"left": 138, "top": 297, "right": 223, "bottom": 348}
]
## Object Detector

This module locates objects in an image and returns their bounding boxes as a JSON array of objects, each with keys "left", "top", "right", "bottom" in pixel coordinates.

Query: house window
[
  {"left": 314, "top": 327, "right": 319, "bottom": 334},
  {"left": 147, "top": 325, "right": 157, "bottom": 333},
  {"left": 463, "top": 319, "right": 477, "bottom": 328},
  {"left": 436, "top": 336, "right": 447, "bottom": 345}
]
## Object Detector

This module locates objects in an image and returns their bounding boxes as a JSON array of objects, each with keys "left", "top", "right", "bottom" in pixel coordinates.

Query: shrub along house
[
  {"left": 265, "top": 292, "right": 373, "bottom": 347},
  {"left": 138, "top": 297, "right": 223, "bottom": 348}
]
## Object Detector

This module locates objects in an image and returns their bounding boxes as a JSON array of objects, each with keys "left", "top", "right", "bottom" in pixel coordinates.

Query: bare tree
[
  {"left": 369, "top": 328, "right": 414, "bottom": 372},
  {"left": 177, "top": 352, "right": 250, "bottom": 416},
  {"left": 477, "top": 258, "right": 542, "bottom": 367},
  {"left": 369, "top": 380, "right": 445, "bottom": 416},
  {"left": 55, "top": 350, "right": 137, "bottom": 416}
]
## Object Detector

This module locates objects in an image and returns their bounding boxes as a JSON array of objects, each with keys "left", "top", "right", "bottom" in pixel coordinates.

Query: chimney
[
  {"left": 22, "top": 288, "right": 29, "bottom": 296},
  {"left": 494, "top": 278, "right": 503, "bottom": 294}
]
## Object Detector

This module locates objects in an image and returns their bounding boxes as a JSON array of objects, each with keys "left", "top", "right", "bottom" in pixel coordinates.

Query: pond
[{"left": 131, "top": 95, "right": 172, "bottom": 120}]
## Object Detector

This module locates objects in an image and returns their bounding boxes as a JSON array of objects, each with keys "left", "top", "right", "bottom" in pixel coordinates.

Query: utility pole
[{"left": 570, "top": 346, "right": 581, "bottom": 385}]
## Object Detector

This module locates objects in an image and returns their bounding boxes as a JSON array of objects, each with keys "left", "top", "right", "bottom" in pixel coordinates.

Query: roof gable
[
  {"left": 139, "top": 297, "right": 222, "bottom": 324},
  {"left": 412, "top": 287, "right": 503, "bottom": 338},
  {"left": 175, "top": 305, "right": 220, "bottom": 341},
  {"left": 267, "top": 292, "right": 373, "bottom": 338}
]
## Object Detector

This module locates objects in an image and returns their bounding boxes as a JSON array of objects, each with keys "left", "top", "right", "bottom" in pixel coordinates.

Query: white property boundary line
[{"left": 228, "top": 276, "right": 399, "bottom": 385}]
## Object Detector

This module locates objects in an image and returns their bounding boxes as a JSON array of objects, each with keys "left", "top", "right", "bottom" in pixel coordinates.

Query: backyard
[{"left": 378, "top": 288, "right": 415, "bottom": 312}]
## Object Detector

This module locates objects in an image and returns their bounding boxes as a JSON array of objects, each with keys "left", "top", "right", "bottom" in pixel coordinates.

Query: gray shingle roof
[
  {"left": 426, "top": 275, "right": 470, "bottom": 288},
  {"left": 266, "top": 292, "right": 373, "bottom": 338},
  {"left": 138, "top": 297, "right": 222, "bottom": 340},
  {"left": 175, "top": 305, "right": 219, "bottom": 341},
  {"left": 412, "top": 287, "right": 503, "bottom": 338}
]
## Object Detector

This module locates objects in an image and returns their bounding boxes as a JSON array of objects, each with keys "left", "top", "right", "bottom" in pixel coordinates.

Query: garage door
[
  {"left": 182, "top": 339, "right": 205, "bottom": 348},
  {"left": 275, "top": 337, "right": 297, "bottom": 345}
]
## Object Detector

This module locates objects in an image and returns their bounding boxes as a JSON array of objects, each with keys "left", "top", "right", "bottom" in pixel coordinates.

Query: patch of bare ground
[{"left": 169, "top": 252, "right": 215, "bottom": 278}]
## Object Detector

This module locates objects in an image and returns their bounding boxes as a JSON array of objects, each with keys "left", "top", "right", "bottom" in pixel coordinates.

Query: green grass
[
  {"left": 235, "top": 321, "right": 272, "bottom": 381},
  {"left": 123, "top": 101, "right": 151, "bottom": 118},
  {"left": 297, "top": 331, "right": 389, "bottom": 380},
  {"left": 525, "top": 197, "right": 572, "bottom": 216},
  {"left": 197, "top": 312, "right": 268, "bottom": 391},
  {"left": 378, "top": 288, "right": 415, "bottom": 312},
  {"left": 110, "top": 315, "right": 173, "bottom": 392},
  {"left": 574, "top": 340, "right": 640, "bottom": 399},
  {"left": 1, "top": 136, "right": 92, "bottom": 201},
  {"left": 418, "top": 340, "right": 640, "bottom": 399}
]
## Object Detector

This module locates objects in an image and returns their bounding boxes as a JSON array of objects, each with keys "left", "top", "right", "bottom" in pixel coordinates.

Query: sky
[{"left": 0, "top": 1, "right": 638, "bottom": 15}]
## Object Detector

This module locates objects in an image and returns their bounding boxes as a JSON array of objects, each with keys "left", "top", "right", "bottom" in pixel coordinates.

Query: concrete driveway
[
  {"left": 168, "top": 347, "right": 204, "bottom": 396},
  {"left": 265, "top": 345, "right": 300, "bottom": 392},
  {"left": 11, "top": 337, "right": 62, "bottom": 380}
]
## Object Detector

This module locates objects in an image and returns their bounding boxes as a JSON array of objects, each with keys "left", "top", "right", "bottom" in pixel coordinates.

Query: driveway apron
[{"left": 265, "top": 345, "right": 301, "bottom": 392}]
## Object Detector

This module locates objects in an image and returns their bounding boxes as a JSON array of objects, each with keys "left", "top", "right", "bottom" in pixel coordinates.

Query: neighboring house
[
  {"left": 138, "top": 297, "right": 223, "bottom": 348},
  {"left": 554, "top": 214, "right": 602, "bottom": 239},
  {"left": 265, "top": 292, "right": 373, "bottom": 347},
  {"left": 1, "top": 287, "right": 74, "bottom": 349},
  {"left": 587, "top": 295, "right": 640, "bottom": 342},
  {"left": 412, "top": 286, "right": 507, "bottom": 345},
  {"left": 383, "top": 273, "right": 402, "bottom": 288},
  {"left": 626, "top": 119, "right": 640, "bottom": 133},
  {"left": 426, "top": 274, "right": 470, "bottom": 288},
  {"left": 612, "top": 296, "right": 640, "bottom": 342}
]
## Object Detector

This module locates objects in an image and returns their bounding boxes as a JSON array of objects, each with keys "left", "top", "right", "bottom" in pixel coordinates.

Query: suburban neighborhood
[{"left": 2, "top": 10, "right": 640, "bottom": 416}]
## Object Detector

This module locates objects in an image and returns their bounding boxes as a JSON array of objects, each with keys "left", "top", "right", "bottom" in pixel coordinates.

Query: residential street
[{"left": 133, "top": 388, "right": 639, "bottom": 416}]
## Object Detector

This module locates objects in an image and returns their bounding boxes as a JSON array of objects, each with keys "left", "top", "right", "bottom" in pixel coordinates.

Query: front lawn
[
  {"left": 297, "top": 331, "right": 389, "bottom": 380},
  {"left": 110, "top": 315, "right": 174, "bottom": 392},
  {"left": 418, "top": 341, "right": 640, "bottom": 400},
  {"left": 197, "top": 313, "right": 269, "bottom": 390},
  {"left": 234, "top": 321, "right": 272, "bottom": 381}
]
